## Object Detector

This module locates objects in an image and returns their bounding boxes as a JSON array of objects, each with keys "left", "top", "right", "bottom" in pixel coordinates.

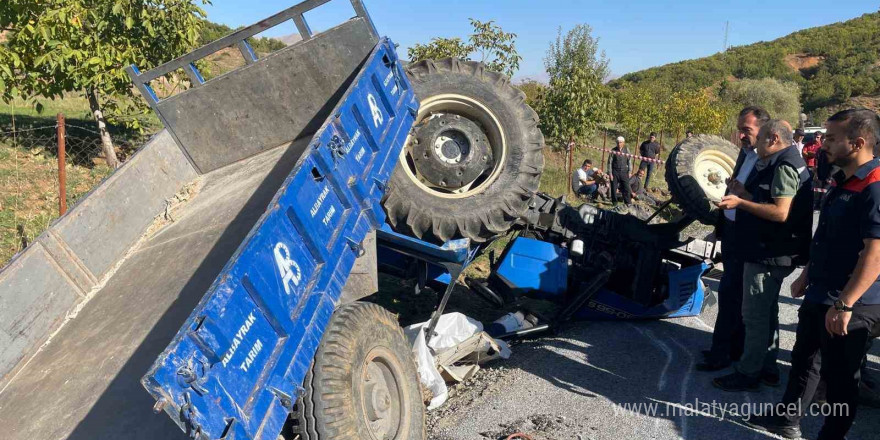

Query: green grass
[
  {"left": 539, "top": 134, "right": 677, "bottom": 204},
  {"left": 0, "top": 96, "right": 135, "bottom": 265}
]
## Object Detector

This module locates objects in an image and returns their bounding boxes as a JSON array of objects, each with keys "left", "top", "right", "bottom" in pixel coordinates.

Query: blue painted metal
[
  {"left": 143, "top": 39, "right": 417, "bottom": 440},
  {"left": 494, "top": 237, "right": 569, "bottom": 299},
  {"left": 375, "top": 225, "right": 480, "bottom": 287},
  {"left": 575, "top": 262, "right": 709, "bottom": 320}
]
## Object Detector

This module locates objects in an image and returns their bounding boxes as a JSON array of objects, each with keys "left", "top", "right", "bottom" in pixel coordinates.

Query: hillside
[{"left": 611, "top": 11, "right": 880, "bottom": 112}]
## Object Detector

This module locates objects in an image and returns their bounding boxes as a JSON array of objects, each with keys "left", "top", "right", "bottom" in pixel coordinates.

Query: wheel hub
[
  {"left": 410, "top": 114, "right": 493, "bottom": 189},
  {"left": 434, "top": 131, "right": 469, "bottom": 164},
  {"left": 693, "top": 150, "right": 736, "bottom": 201},
  {"left": 360, "top": 352, "right": 403, "bottom": 439}
]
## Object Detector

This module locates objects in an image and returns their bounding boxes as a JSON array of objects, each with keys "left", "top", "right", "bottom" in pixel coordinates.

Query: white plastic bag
[
  {"left": 404, "top": 325, "right": 448, "bottom": 410},
  {"left": 404, "top": 312, "right": 510, "bottom": 410},
  {"left": 423, "top": 312, "right": 483, "bottom": 350}
]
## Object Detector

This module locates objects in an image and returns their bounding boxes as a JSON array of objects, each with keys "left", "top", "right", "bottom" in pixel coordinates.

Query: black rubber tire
[
  {"left": 300, "top": 302, "right": 425, "bottom": 440},
  {"left": 382, "top": 58, "right": 545, "bottom": 243},
  {"left": 665, "top": 134, "right": 739, "bottom": 226}
]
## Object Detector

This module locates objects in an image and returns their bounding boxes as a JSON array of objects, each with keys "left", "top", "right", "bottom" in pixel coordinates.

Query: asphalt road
[{"left": 427, "top": 270, "right": 880, "bottom": 440}]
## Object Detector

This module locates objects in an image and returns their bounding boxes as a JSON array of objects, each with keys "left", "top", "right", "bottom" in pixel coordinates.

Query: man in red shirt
[{"left": 802, "top": 132, "right": 823, "bottom": 173}]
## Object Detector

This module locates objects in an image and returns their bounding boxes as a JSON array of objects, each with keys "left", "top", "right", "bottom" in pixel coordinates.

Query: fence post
[
  {"left": 57, "top": 113, "right": 67, "bottom": 216},
  {"left": 567, "top": 135, "right": 574, "bottom": 196},
  {"left": 601, "top": 130, "right": 607, "bottom": 171}
]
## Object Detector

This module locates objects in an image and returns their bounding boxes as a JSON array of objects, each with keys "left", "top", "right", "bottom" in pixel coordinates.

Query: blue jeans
[{"left": 577, "top": 184, "right": 597, "bottom": 197}]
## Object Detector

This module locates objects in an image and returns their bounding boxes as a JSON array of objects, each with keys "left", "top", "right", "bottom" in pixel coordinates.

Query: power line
[{"left": 723, "top": 21, "right": 730, "bottom": 52}]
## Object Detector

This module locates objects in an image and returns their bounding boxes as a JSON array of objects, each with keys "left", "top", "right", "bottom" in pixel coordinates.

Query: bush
[{"left": 719, "top": 78, "right": 802, "bottom": 125}]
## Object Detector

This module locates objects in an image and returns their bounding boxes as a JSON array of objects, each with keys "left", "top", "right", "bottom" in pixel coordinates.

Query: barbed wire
[
  {"left": 0, "top": 121, "right": 149, "bottom": 265},
  {"left": 0, "top": 124, "right": 57, "bottom": 135}
]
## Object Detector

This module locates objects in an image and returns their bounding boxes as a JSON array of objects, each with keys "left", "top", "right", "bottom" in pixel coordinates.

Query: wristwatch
[{"left": 833, "top": 299, "right": 854, "bottom": 312}]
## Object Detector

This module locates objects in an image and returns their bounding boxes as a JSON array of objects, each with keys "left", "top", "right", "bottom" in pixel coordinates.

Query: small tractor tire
[
  {"left": 665, "top": 135, "right": 739, "bottom": 225},
  {"left": 299, "top": 302, "right": 425, "bottom": 440}
]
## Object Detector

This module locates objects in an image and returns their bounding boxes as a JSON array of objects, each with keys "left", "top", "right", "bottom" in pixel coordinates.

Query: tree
[
  {"left": 515, "top": 78, "right": 547, "bottom": 109},
  {"left": 408, "top": 19, "right": 522, "bottom": 77},
  {"left": 539, "top": 24, "right": 612, "bottom": 143},
  {"left": 615, "top": 82, "right": 671, "bottom": 141},
  {"left": 719, "top": 78, "right": 802, "bottom": 126},
  {"left": 665, "top": 89, "right": 728, "bottom": 139},
  {"left": 0, "top": 0, "right": 208, "bottom": 168}
]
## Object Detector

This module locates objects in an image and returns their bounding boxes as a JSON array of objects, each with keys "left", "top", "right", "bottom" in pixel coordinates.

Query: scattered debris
[
  {"left": 406, "top": 313, "right": 511, "bottom": 410},
  {"left": 478, "top": 414, "right": 575, "bottom": 440},
  {"left": 144, "top": 177, "right": 204, "bottom": 237}
]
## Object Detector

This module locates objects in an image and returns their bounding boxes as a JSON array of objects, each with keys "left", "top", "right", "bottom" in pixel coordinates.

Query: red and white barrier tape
[
  {"left": 570, "top": 142, "right": 832, "bottom": 194},
  {"left": 575, "top": 143, "right": 665, "bottom": 165}
]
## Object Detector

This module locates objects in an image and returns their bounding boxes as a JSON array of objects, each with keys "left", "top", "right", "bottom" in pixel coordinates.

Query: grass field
[
  {"left": 539, "top": 134, "right": 675, "bottom": 203},
  {"left": 0, "top": 97, "right": 127, "bottom": 264}
]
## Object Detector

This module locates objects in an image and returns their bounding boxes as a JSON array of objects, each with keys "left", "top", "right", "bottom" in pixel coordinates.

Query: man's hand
[
  {"left": 717, "top": 195, "right": 743, "bottom": 210},
  {"left": 728, "top": 180, "right": 751, "bottom": 199},
  {"left": 791, "top": 271, "right": 808, "bottom": 298},
  {"left": 825, "top": 307, "right": 851, "bottom": 336}
]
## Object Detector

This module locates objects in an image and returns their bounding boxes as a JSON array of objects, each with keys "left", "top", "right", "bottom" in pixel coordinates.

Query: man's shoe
[
  {"left": 713, "top": 371, "right": 760, "bottom": 392},
  {"left": 761, "top": 370, "right": 782, "bottom": 387},
  {"left": 696, "top": 358, "right": 731, "bottom": 372},
  {"left": 743, "top": 415, "right": 802, "bottom": 439}
]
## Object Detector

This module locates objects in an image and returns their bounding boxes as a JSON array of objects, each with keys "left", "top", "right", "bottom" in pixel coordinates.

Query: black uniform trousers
[{"left": 780, "top": 300, "right": 880, "bottom": 439}]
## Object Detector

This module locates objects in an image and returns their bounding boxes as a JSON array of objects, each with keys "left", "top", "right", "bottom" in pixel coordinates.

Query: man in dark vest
[
  {"left": 697, "top": 106, "right": 769, "bottom": 372},
  {"left": 744, "top": 108, "right": 880, "bottom": 439},
  {"left": 608, "top": 136, "right": 633, "bottom": 208},
  {"left": 714, "top": 119, "right": 813, "bottom": 391}
]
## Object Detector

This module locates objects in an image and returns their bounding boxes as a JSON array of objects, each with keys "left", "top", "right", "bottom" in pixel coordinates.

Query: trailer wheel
[
  {"left": 382, "top": 58, "right": 545, "bottom": 243},
  {"left": 300, "top": 302, "right": 425, "bottom": 440},
  {"left": 665, "top": 135, "right": 739, "bottom": 225}
]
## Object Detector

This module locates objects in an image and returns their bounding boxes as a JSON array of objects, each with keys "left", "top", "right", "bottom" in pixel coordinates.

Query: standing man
[
  {"left": 794, "top": 128, "right": 806, "bottom": 154},
  {"left": 608, "top": 136, "right": 633, "bottom": 208},
  {"left": 697, "top": 106, "right": 768, "bottom": 372},
  {"left": 745, "top": 108, "right": 880, "bottom": 440},
  {"left": 572, "top": 159, "right": 598, "bottom": 199},
  {"left": 714, "top": 119, "right": 813, "bottom": 391},
  {"left": 803, "top": 131, "right": 823, "bottom": 175},
  {"left": 639, "top": 132, "right": 661, "bottom": 190}
]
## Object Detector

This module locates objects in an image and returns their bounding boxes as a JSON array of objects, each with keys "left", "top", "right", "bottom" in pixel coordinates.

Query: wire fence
[{"left": 0, "top": 116, "right": 144, "bottom": 264}]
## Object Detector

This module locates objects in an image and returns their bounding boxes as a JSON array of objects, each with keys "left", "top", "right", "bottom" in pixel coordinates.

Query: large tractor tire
[
  {"left": 382, "top": 58, "right": 545, "bottom": 243},
  {"left": 665, "top": 135, "right": 739, "bottom": 225},
  {"left": 299, "top": 302, "right": 425, "bottom": 440}
]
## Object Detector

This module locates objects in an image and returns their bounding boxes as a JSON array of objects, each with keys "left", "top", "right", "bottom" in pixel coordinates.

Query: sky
[{"left": 202, "top": 0, "right": 880, "bottom": 82}]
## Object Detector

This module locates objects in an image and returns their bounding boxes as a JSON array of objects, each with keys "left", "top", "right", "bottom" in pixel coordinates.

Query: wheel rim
[
  {"left": 693, "top": 150, "right": 736, "bottom": 201},
  {"left": 400, "top": 93, "right": 507, "bottom": 199},
  {"left": 360, "top": 347, "right": 407, "bottom": 439}
]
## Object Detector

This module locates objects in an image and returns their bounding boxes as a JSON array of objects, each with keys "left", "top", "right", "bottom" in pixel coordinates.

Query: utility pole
[{"left": 723, "top": 21, "right": 730, "bottom": 52}]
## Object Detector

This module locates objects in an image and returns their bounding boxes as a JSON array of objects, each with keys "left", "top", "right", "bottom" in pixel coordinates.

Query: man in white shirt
[
  {"left": 793, "top": 128, "right": 805, "bottom": 154},
  {"left": 572, "top": 159, "right": 598, "bottom": 199}
]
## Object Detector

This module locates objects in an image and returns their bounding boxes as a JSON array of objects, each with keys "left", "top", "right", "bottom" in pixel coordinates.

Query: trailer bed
[{"left": 0, "top": 141, "right": 305, "bottom": 440}]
